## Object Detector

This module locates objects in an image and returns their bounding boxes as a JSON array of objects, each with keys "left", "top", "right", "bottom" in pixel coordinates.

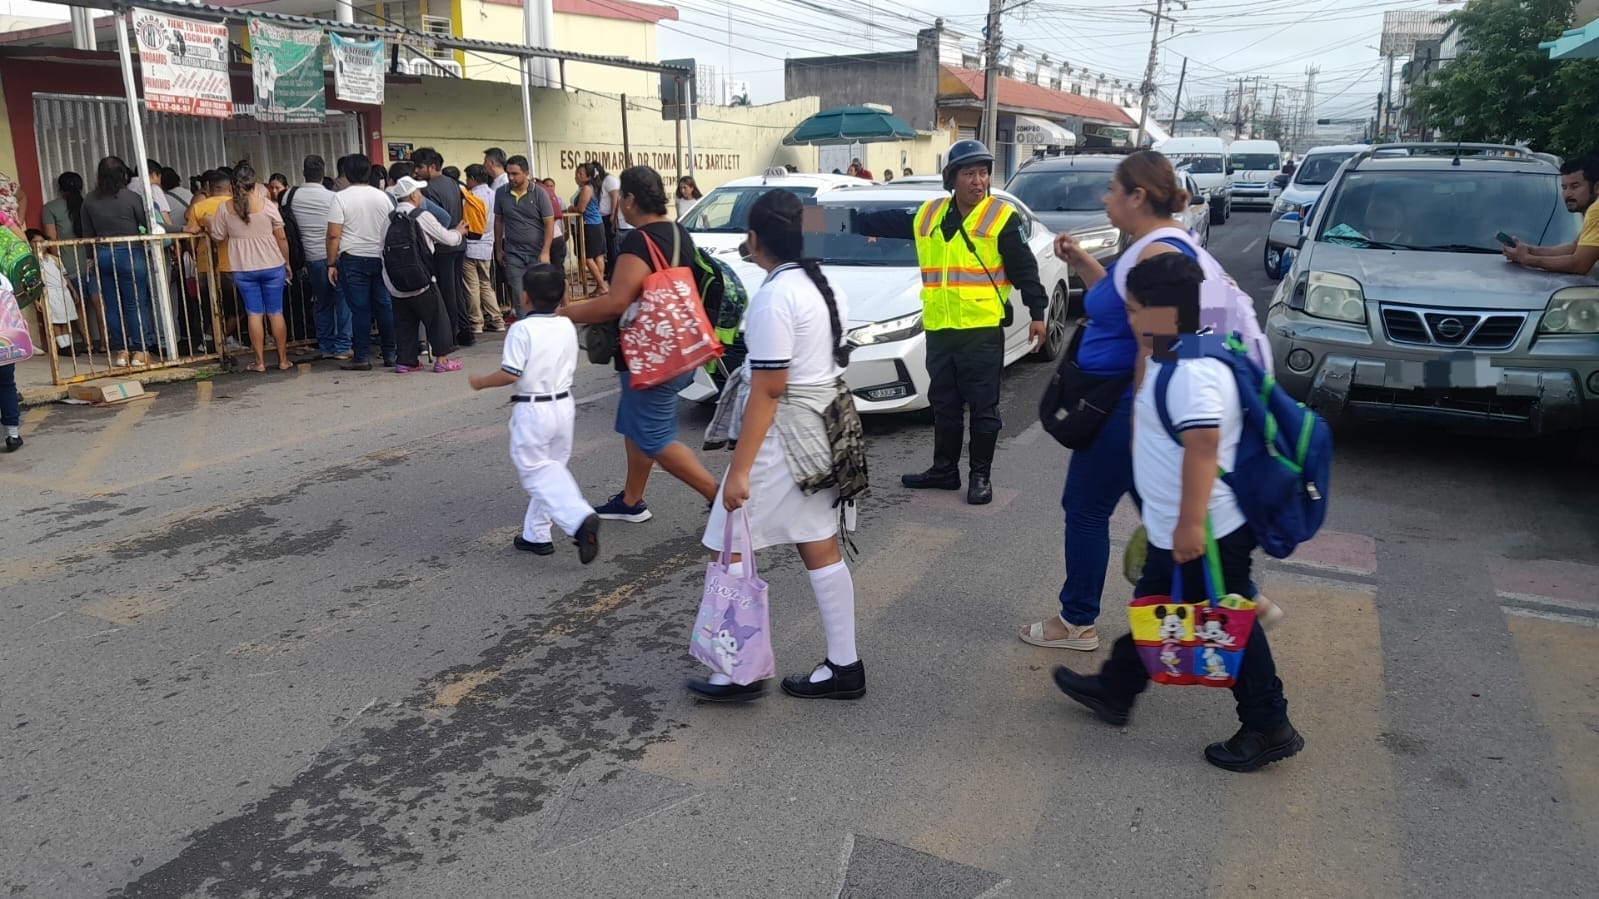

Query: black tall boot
[
  {"left": 901, "top": 426, "right": 964, "bottom": 490},
  {"left": 967, "top": 431, "right": 997, "bottom": 505}
]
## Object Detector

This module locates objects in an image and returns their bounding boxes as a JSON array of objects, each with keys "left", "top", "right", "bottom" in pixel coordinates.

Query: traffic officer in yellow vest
[{"left": 853, "top": 140, "right": 1048, "bottom": 503}]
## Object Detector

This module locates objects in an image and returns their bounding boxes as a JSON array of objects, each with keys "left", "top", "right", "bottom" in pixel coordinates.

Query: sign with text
[
  {"left": 556, "top": 149, "right": 743, "bottom": 174},
  {"left": 133, "top": 9, "right": 232, "bottom": 118},
  {"left": 248, "top": 20, "right": 325, "bottom": 123},
  {"left": 330, "top": 33, "right": 385, "bottom": 106}
]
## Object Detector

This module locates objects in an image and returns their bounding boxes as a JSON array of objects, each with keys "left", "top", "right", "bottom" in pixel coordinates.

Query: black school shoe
[
  {"left": 573, "top": 513, "right": 600, "bottom": 565},
  {"left": 1052, "top": 666, "right": 1131, "bottom": 726},
  {"left": 781, "top": 659, "right": 866, "bottom": 700},
  {"left": 686, "top": 678, "right": 766, "bottom": 702},
  {"left": 513, "top": 535, "right": 555, "bottom": 555},
  {"left": 1204, "top": 723, "right": 1305, "bottom": 773},
  {"left": 4, "top": 435, "right": 21, "bottom": 453}
]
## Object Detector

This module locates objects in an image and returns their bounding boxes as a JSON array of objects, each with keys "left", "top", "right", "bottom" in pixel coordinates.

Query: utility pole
[
  {"left": 1136, "top": 0, "right": 1186, "bottom": 147},
  {"left": 1234, "top": 77, "right": 1244, "bottom": 140},
  {"left": 1269, "top": 83, "right": 1280, "bottom": 141},
  {"left": 1167, "top": 55, "right": 1187, "bottom": 135},
  {"left": 982, "top": 0, "right": 1002, "bottom": 151}
]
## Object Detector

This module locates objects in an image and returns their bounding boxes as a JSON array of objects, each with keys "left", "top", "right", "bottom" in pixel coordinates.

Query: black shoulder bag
[{"left": 1037, "top": 322, "right": 1132, "bottom": 449}]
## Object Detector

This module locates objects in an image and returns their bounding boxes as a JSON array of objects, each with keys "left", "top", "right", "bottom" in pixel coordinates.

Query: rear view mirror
[
  {"left": 1268, "top": 217, "right": 1304, "bottom": 250},
  {"left": 1226, "top": 166, "right": 1236, "bottom": 175},
  {"left": 1190, "top": 194, "right": 1206, "bottom": 206}
]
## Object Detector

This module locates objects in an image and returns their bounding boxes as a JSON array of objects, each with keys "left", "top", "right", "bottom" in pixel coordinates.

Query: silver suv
[{"left": 1264, "top": 143, "right": 1597, "bottom": 433}]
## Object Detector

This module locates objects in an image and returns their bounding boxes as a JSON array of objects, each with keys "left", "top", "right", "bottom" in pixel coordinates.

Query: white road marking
[
  {"left": 1502, "top": 606, "right": 1599, "bottom": 629},
  {"left": 1242, "top": 238, "right": 1262, "bottom": 254}
]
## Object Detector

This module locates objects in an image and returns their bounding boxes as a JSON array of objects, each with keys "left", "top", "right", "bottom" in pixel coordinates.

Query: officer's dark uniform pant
[{"left": 925, "top": 326, "right": 1004, "bottom": 433}]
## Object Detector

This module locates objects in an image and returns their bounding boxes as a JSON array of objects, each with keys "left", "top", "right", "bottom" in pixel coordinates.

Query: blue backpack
[{"left": 1153, "top": 335, "right": 1332, "bottom": 559}]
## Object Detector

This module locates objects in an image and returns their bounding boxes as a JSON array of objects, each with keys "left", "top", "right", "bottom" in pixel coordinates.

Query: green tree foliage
[{"left": 1414, "top": 0, "right": 1599, "bottom": 157}]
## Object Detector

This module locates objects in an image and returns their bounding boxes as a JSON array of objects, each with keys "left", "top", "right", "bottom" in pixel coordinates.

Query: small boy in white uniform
[{"left": 470, "top": 265, "right": 600, "bottom": 563}]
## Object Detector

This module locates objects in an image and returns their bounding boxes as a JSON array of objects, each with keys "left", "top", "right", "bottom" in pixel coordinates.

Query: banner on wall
[
  {"left": 132, "top": 8, "right": 232, "bottom": 118},
  {"left": 330, "top": 34, "right": 386, "bottom": 106},
  {"left": 248, "top": 20, "right": 325, "bottom": 123}
]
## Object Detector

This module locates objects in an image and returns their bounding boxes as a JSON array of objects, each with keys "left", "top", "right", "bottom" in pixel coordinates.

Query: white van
[
  {"left": 1227, "top": 139, "right": 1285, "bottom": 209},
  {"left": 1154, "top": 136, "right": 1230, "bottom": 225}
]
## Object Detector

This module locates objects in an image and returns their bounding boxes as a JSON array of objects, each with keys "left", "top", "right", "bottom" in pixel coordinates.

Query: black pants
[
  {"left": 925, "top": 326, "right": 1004, "bottom": 433},
  {"left": 550, "top": 235, "right": 568, "bottom": 272},
  {"left": 1100, "top": 525, "right": 1289, "bottom": 729},
  {"left": 432, "top": 250, "right": 466, "bottom": 335},
  {"left": 392, "top": 284, "right": 456, "bottom": 367}
]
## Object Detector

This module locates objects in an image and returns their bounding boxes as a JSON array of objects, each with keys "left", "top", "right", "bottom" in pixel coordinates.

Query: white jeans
[{"left": 510, "top": 398, "right": 592, "bottom": 542}]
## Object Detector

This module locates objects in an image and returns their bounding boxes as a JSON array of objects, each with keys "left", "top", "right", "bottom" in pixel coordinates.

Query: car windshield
[
  {"left": 1232, "top": 153, "right": 1281, "bottom": 171},
  {"left": 682, "top": 185, "right": 819, "bottom": 233},
  {"left": 1315, "top": 170, "right": 1577, "bottom": 252},
  {"left": 1005, "top": 169, "right": 1108, "bottom": 211},
  {"left": 1169, "top": 153, "right": 1222, "bottom": 174},
  {"left": 1294, "top": 153, "right": 1355, "bottom": 186},
  {"left": 815, "top": 201, "right": 922, "bottom": 266}
]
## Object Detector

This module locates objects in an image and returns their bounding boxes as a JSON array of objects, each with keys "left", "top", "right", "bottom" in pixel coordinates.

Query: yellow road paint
[
  {"left": 429, "top": 669, "right": 500, "bottom": 709},
  {"left": 1506, "top": 615, "right": 1599, "bottom": 851},
  {"left": 1209, "top": 583, "right": 1402, "bottom": 897},
  {"left": 63, "top": 398, "right": 155, "bottom": 493},
  {"left": 178, "top": 379, "right": 215, "bottom": 471},
  {"left": 21, "top": 405, "right": 52, "bottom": 437},
  {"left": 851, "top": 523, "right": 961, "bottom": 618},
  {"left": 78, "top": 594, "right": 173, "bottom": 626}
]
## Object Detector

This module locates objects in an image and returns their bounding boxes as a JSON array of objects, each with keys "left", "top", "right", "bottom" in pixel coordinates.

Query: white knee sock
[
  {"left": 807, "top": 560, "right": 858, "bottom": 682},
  {"left": 56, "top": 334, "right": 72, "bottom": 349},
  {"left": 706, "top": 562, "right": 744, "bottom": 686}
]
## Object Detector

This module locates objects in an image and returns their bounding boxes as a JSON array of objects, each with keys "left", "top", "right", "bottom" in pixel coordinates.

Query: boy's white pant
[{"left": 510, "top": 399, "right": 593, "bottom": 542}]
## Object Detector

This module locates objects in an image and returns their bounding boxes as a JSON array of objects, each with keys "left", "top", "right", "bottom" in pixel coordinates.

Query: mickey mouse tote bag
[
  {"left": 1126, "top": 525, "right": 1256, "bottom": 687},
  {"left": 689, "top": 509, "right": 775, "bottom": 686}
]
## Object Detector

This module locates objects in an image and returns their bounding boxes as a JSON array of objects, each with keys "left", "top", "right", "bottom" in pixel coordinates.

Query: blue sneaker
[{"left": 593, "top": 492, "right": 652, "bottom": 523}]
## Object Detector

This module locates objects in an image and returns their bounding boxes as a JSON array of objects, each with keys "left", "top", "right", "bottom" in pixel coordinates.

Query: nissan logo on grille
[{"left": 1434, "top": 317, "right": 1466, "bottom": 339}]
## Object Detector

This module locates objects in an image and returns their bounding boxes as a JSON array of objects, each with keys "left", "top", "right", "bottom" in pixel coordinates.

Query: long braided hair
[
  {"left": 230, "top": 163, "right": 257, "bottom": 224},
  {"left": 747, "top": 189, "right": 851, "bottom": 368}
]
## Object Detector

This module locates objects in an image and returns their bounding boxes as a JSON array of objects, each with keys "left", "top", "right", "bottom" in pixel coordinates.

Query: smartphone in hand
[{"left": 1495, "top": 231, "right": 1518, "bottom": 247}]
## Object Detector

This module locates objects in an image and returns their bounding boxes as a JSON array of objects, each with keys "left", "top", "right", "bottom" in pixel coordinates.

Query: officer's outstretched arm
[{"left": 850, "top": 208, "right": 916, "bottom": 240}]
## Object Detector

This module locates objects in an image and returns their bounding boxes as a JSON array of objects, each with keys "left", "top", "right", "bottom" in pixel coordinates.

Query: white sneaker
[{"left": 225, "top": 336, "right": 244, "bottom": 352}]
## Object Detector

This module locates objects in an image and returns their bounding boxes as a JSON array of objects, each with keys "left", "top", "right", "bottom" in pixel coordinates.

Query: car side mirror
[
  {"left": 1268, "top": 216, "right": 1304, "bottom": 250},
  {"left": 1226, "top": 166, "right": 1236, "bottom": 175},
  {"left": 1190, "top": 194, "right": 1205, "bottom": 206}
]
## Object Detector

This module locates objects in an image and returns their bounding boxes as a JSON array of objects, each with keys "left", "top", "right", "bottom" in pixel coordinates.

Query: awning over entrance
[
  {"left": 1013, "top": 115, "right": 1075, "bottom": 147},
  {"left": 1541, "top": 20, "right": 1599, "bottom": 59}
]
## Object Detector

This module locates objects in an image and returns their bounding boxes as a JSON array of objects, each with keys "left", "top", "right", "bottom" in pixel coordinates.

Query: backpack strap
[
  {"left": 1113, "top": 226, "right": 1192, "bottom": 300},
  {"left": 1153, "top": 359, "right": 1183, "bottom": 447}
]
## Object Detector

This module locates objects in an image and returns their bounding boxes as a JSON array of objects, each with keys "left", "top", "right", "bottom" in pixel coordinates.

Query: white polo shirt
[
  {"left": 501, "top": 314, "right": 578, "bottom": 396},
  {"left": 1133, "top": 357, "right": 1245, "bottom": 549}
]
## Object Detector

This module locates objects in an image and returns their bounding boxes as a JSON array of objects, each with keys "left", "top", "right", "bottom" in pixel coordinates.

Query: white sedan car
[
  {"left": 681, "top": 186, "right": 1074, "bottom": 414},
  {"left": 680, "top": 171, "right": 872, "bottom": 255}
]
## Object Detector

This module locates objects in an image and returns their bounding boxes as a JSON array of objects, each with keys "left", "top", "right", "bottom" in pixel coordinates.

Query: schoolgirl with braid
[{"left": 686, "top": 188, "right": 865, "bottom": 703}]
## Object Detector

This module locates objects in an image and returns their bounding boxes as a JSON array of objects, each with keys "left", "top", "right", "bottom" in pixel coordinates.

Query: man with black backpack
[
  {"left": 286, "top": 155, "right": 349, "bottom": 359},
  {"left": 412, "top": 148, "right": 471, "bottom": 347},
  {"left": 382, "top": 176, "right": 467, "bottom": 374}
]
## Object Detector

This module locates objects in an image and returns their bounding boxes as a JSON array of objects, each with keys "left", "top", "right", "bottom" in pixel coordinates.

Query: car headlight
[
  {"left": 1072, "top": 226, "right": 1120, "bottom": 253},
  {"left": 847, "top": 312, "right": 923, "bottom": 347},
  {"left": 1273, "top": 197, "right": 1305, "bottom": 216},
  {"left": 1302, "top": 272, "right": 1366, "bottom": 323},
  {"left": 1539, "top": 287, "right": 1599, "bottom": 334}
]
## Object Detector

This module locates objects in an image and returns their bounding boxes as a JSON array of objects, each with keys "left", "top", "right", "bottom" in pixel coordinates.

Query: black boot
[
  {"left": 781, "top": 658, "right": 866, "bottom": 700},
  {"left": 901, "top": 426, "right": 963, "bottom": 490},
  {"left": 967, "top": 431, "right": 997, "bottom": 505},
  {"left": 1203, "top": 722, "right": 1305, "bottom": 772}
]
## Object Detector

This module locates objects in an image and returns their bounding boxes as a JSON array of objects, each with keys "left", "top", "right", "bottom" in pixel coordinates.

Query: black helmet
[{"left": 943, "top": 139, "right": 994, "bottom": 189}]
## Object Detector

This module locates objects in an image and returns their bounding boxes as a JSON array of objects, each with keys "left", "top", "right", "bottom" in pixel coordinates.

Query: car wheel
[
  {"left": 1264, "top": 241, "right": 1284, "bottom": 281},
  {"left": 1032, "top": 282, "right": 1071, "bottom": 362}
]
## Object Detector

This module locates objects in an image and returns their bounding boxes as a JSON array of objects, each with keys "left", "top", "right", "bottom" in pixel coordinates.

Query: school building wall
[{"left": 456, "top": 4, "right": 660, "bottom": 100}]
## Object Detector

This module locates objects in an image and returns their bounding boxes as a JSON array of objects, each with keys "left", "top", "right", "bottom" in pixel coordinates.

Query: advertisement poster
[
  {"left": 248, "top": 20, "right": 325, "bottom": 123},
  {"left": 330, "top": 34, "right": 385, "bottom": 106},
  {"left": 132, "top": 9, "right": 233, "bottom": 118}
]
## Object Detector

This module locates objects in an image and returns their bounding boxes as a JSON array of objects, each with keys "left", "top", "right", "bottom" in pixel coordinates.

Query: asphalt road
[{"left": 4, "top": 211, "right": 1598, "bottom": 898}]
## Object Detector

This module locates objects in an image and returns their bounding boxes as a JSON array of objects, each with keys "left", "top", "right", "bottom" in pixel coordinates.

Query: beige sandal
[{"left": 1020, "top": 618, "right": 1101, "bottom": 651}]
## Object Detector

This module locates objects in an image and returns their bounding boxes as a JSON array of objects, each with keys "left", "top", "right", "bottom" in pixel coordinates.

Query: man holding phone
[{"left": 1504, "top": 156, "right": 1599, "bottom": 274}]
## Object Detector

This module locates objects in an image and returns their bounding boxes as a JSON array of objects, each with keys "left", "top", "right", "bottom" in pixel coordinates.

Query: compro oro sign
[
  {"left": 1013, "top": 115, "right": 1075, "bottom": 148},
  {"left": 133, "top": 9, "right": 233, "bottom": 119}
]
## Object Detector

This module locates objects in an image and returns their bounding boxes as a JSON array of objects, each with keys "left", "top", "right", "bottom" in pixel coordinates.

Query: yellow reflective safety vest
[{"left": 913, "top": 195, "right": 1014, "bottom": 331}]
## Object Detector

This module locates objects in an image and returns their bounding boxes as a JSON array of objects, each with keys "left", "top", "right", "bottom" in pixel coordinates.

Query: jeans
[
  {"left": 338, "top": 254, "right": 394, "bottom": 364},
  {"left": 0, "top": 362, "right": 18, "bottom": 428},
  {"left": 233, "top": 267, "right": 287, "bottom": 316},
  {"left": 500, "top": 247, "right": 539, "bottom": 316},
  {"left": 1099, "top": 525, "right": 1289, "bottom": 729},
  {"left": 1058, "top": 389, "right": 1134, "bottom": 625},
  {"left": 96, "top": 244, "right": 156, "bottom": 353},
  {"left": 306, "top": 259, "right": 350, "bottom": 354}
]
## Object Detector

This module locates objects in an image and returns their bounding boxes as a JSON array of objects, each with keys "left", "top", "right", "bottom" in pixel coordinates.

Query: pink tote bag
[{"left": 689, "top": 509, "right": 775, "bottom": 686}]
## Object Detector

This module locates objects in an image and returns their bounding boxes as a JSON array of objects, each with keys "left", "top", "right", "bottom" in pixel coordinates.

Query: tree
[
  {"left": 730, "top": 93, "right": 751, "bottom": 107},
  {"left": 1414, "top": 0, "right": 1599, "bottom": 158}
]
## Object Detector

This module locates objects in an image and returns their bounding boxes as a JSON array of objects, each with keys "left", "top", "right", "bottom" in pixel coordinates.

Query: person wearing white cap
[{"left": 382, "top": 175, "right": 468, "bottom": 373}]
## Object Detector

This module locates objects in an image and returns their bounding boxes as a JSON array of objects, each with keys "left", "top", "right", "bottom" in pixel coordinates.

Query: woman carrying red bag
[{"left": 563, "top": 166, "right": 719, "bottom": 521}]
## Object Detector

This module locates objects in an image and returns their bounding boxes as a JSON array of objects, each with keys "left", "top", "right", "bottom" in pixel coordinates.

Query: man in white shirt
[
  {"left": 382, "top": 176, "right": 467, "bottom": 373},
  {"left": 286, "top": 155, "right": 349, "bottom": 358},
  {"left": 128, "top": 158, "right": 172, "bottom": 228},
  {"left": 326, "top": 154, "right": 398, "bottom": 370},
  {"left": 483, "top": 147, "right": 510, "bottom": 192},
  {"left": 596, "top": 165, "right": 623, "bottom": 276},
  {"left": 469, "top": 263, "right": 599, "bottom": 562},
  {"left": 462, "top": 164, "right": 502, "bottom": 333}
]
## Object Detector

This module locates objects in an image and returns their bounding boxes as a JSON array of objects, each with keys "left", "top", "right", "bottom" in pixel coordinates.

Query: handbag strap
[
  {"left": 718, "top": 507, "right": 758, "bottom": 582},
  {"left": 1167, "top": 519, "right": 1225, "bottom": 608},
  {"left": 640, "top": 226, "right": 684, "bottom": 273}
]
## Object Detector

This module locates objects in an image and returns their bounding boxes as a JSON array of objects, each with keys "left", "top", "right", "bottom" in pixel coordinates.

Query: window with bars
[{"left": 421, "top": 15, "right": 453, "bottom": 60}]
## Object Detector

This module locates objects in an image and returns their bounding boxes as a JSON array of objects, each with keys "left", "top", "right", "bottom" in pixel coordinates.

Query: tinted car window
[
  {"left": 819, "top": 201, "right": 921, "bottom": 266},
  {"left": 1169, "top": 153, "right": 1223, "bottom": 174},
  {"left": 1315, "top": 170, "right": 1577, "bottom": 252},
  {"left": 1232, "top": 153, "right": 1281, "bottom": 171},
  {"left": 682, "top": 185, "right": 819, "bottom": 232},
  {"left": 1293, "top": 153, "right": 1355, "bottom": 186},
  {"left": 1006, "top": 169, "right": 1109, "bottom": 211}
]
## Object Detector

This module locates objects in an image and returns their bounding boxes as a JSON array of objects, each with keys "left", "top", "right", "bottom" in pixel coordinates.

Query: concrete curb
[{"left": 20, "top": 364, "right": 219, "bottom": 407}]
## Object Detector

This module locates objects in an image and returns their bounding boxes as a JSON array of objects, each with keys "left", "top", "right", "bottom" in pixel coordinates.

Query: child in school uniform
[
  {"left": 469, "top": 264, "right": 601, "bottom": 563},
  {"left": 1051, "top": 252, "right": 1302, "bottom": 773}
]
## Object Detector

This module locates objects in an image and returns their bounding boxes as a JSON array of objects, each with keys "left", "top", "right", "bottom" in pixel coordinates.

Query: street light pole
[
  {"left": 982, "top": 0, "right": 1002, "bottom": 151},
  {"left": 1167, "top": 55, "right": 1187, "bottom": 136}
]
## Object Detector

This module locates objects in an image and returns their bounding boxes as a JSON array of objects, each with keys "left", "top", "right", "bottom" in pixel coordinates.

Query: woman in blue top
[
  {"left": 1019, "top": 151, "right": 1200, "bottom": 652},
  {"left": 569, "top": 163, "right": 608, "bottom": 295}
]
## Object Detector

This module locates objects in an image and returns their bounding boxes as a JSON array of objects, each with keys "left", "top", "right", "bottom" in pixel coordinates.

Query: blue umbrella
[{"left": 782, "top": 106, "right": 918, "bottom": 146}]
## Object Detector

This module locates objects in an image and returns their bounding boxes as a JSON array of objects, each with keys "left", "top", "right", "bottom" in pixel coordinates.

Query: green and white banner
[{"left": 248, "top": 20, "right": 325, "bottom": 123}]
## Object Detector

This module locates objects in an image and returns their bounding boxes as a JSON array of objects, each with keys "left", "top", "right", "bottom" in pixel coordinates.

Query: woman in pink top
[{"left": 210, "top": 165, "right": 292, "bottom": 371}]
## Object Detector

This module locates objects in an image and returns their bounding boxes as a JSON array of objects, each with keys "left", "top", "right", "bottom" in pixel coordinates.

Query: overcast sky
[{"left": 6, "top": 0, "right": 1457, "bottom": 122}]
